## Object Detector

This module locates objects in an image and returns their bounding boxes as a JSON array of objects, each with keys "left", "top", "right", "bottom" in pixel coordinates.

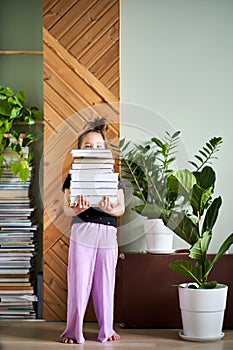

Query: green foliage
[
  {"left": 0, "top": 85, "right": 42, "bottom": 182},
  {"left": 189, "top": 136, "right": 223, "bottom": 171},
  {"left": 112, "top": 131, "right": 181, "bottom": 219},
  {"left": 166, "top": 136, "right": 233, "bottom": 288}
]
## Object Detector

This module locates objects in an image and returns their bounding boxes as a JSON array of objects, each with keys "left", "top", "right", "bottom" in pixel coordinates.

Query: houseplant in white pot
[
  {"left": 163, "top": 136, "right": 233, "bottom": 341},
  {"left": 0, "top": 85, "right": 42, "bottom": 182},
  {"left": 113, "top": 131, "right": 180, "bottom": 253}
]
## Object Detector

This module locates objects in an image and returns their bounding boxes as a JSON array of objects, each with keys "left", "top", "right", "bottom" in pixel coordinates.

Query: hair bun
[{"left": 86, "top": 116, "right": 108, "bottom": 133}]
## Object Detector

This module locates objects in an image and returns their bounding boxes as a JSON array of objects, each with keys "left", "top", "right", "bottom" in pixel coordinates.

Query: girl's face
[{"left": 80, "top": 132, "right": 105, "bottom": 149}]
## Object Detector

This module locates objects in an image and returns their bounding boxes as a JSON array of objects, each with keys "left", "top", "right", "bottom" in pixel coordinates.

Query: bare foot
[
  {"left": 60, "top": 337, "right": 75, "bottom": 344},
  {"left": 108, "top": 333, "right": 120, "bottom": 341}
]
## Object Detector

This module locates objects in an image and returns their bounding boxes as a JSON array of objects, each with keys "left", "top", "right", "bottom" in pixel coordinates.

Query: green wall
[
  {"left": 120, "top": 0, "right": 233, "bottom": 253},
  {"left": 0, "top": 0, "right": 44, "bottom": 278}
]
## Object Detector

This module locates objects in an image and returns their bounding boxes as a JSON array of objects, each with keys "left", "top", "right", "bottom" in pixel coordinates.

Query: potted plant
[
  {"left": 162, "top": 136, "right": 233, "bottom": 341},
  {"left": 0, "top": 85, "right": 42, "bottom": 182},
  {"left": 112, "top": 131, "right": 180, "bottom": 252}
]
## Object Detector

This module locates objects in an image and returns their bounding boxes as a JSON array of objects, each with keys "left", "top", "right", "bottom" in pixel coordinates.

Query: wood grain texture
[{"left": 43, "top": 0, "right": 120, "bottom": 320}]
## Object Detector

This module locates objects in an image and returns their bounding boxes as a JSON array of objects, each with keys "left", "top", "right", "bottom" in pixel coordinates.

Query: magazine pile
[
  {"left": 0, "top": 148, "right": 37, "bottom": 319},
  {"left": 69, "top": 148, "right": 118, "bottom": 207}
]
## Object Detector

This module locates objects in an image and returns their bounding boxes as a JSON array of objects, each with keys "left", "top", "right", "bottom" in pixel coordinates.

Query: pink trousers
[{"left": 61, "top": 222, "right": 118, "bottom": 343}]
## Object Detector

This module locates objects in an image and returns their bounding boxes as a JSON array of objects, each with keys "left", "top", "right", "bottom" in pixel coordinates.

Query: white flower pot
[
  {"left": 144, "top": 218, "right": 174, "bottom": 253},
  {"left": 178, "top": 282, "right": 228, "bottom": 341}
]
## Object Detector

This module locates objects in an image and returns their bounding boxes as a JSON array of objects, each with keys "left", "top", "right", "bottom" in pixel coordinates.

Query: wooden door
[{"left": 43, "top": 0, "right": 120, "bottom": 320}]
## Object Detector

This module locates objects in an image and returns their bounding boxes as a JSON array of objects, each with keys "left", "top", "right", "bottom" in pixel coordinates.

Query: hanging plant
[{"left": 0, "top": 85, "right": 42, "bottom": 182}]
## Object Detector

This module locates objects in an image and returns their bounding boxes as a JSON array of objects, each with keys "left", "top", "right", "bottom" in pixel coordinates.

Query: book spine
[
  {"left": 69, "top": 171, "right": 118, "bottom": 182},
  {"left": 70, "top": 195, "right": 117, "bottom": 207},
  {"left": 70, "top": 188, "right": 117, "bottom": 196}
]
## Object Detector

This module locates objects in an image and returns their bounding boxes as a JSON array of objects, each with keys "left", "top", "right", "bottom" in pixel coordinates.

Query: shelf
[{"left": 0, "top": 51, "right": 43, "bottom": 55}]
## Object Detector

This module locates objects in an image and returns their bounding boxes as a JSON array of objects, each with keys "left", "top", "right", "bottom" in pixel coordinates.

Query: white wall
[{"left": 119, "top": 0, "right": 233, "bottom": 252}]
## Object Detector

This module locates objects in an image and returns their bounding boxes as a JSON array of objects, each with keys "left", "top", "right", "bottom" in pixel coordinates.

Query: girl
[{"left": 60, "top": 117, "right": 125, "bottom": 344}]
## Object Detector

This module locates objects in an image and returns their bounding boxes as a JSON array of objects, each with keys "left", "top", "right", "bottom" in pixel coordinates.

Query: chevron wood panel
[
  {"left": 44, "top": 0, "right": 119, "bottom": 97},
  {"left": 43, "top": 0, "right": 120, "bottom": 320}
]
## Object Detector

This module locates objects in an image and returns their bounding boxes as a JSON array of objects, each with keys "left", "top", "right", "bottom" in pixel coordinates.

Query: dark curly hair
[{"left": 77, "top": 117, "right": 108, "bottom": 148}]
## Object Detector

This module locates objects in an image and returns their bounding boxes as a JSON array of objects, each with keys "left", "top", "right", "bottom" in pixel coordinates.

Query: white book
[
  {"left": 70, "top": 195, "right": 117, "bottom": 207},
  {"left": 0, "top": 295, "right": 38, "bottom": 302},
  {"left": 73, "top": 157, "right": 115, "bottom": 164},
  {"left": 72, "top": 163, "right": 114, "bottom": 171},
  {"left": 0, "top": 269, "right": 30, "bottom": 274},
  {"left": 70, "top": 188, "right": 118, "bottom": 196},
  {"left": 71, "top": 168, "right": 113, "bottom": 174},
  {"left": 70, "top": 181, "right": 118, "bottom": 189},
  {"left": 71, "top": 149, "right": 113, "bottom": 158},
  {"left": 70, "top": 171, "right": 118, "bottom": 182},
  {"left": 0, "top": 208, "right": 34, "bottom": 213}
]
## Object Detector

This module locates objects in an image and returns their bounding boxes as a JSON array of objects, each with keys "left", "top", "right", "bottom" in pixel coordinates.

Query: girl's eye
[
  {"left": 84, "top": 144, "right": 91, "bottom": 148},
  {"left": 97, "top": 144, "right": 105, "bottom": 148}
]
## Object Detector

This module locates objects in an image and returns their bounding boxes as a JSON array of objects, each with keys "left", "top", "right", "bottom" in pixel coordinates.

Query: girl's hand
[
  {"left": 98, "top": 190, "right": 125, "bottom": 217},
  {"left": 73, "top": 195, "right": 90, "bottom": 214},
  {"left": 64, "top": 190, "right": 90, "bottom": 216},
  {"left": 98, "top": 195, "right": 116, "bottom": 214}
]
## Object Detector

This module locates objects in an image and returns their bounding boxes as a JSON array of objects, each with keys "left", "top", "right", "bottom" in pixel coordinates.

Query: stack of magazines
[
  {"left": 69, "top": 149, "right": 118, "bottom": 207},
  {"left": 0, "top": 154, "right": 37, "bottom": 319}
]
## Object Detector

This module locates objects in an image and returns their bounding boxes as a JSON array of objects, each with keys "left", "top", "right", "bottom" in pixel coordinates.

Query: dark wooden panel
[{"left": 117, "top": 253, "right": 233, "bottom": 329}]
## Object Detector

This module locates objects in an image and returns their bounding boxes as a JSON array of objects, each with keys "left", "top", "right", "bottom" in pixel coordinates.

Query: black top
[{"left": 62, "top": 174, "right": 123, "bottom": 228}]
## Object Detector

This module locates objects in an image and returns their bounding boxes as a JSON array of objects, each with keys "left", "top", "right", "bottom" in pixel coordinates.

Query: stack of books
[
  {"left": 0, "top": 158, "right": 37, "bottom": 319},
  {"left": 69, "top": 149, "right": 118, "bottom": 207}
]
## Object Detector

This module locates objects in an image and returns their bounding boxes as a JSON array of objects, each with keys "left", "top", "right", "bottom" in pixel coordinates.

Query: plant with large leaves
[
  {"left": 112, "top": 131, "right": 181, "bottom": 219},
  {"left": 163, "top": 137, "right": 233, "bottom": 288},
  {"left": 0, "top": 85, "right": 42, "bottom": 182}
]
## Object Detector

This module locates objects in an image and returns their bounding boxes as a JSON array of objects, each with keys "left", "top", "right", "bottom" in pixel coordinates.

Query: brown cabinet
[{"left": 116, "top": 252, "right": 233, "bottom": 329}]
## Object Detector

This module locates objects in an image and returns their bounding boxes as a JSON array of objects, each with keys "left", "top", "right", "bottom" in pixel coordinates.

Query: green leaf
[
  {"left": 202, "top": 281, "right": 218, "bottom": 289},
  {"left": 174, "top": 169, "right": 196, "bottom": 195},
  {"left": 0, "top": 155, "right": 4, "bottom": 166},
  {"left": 188, "top": 160, "right": 198, "bottom": 169},
  {"left": 151, "top": 137, "right": 164, "bottom": 148},
  {"left": 209, "top": 136, "right": 223, "bottom": 148},
  {"left": 193, "top": 166, "right": 216, "bottom": 190},
  {"left": 4, "top": 119, "right": 12, "bottom": 132},
  {"left": 28, "top": 150, "right": 34, "bottom": 163},
  {"left": 11, "top": 161, "right": 21, "bottom": 176},
  {"left": 20, "top": 167, "right": 30, "bottom": 183},
  {"left": 31, "top": 107, "right": 42, "bottom": 119},
  {"left": 203, "top": 196, "right": 222, "bottom": 233},
  {"left": 190, "top": 184, "right": 213, "bottom": 216},
  {"left": 171, "top": 130, "right": 181, "bottom": 138},
  {"left": 189, "top": 231, "right": 212, "bottom": 265},
  {"left": 0, "top": 100, "right": 11, "bottom": 116},
  {"left": 195, "top": 155, "right": 203, "bottom": 163},
  {"left": 10, "top": 129, "right": 21, "bottom": 140},
  {"left": 190, "top": 137, "right": 222, "bottom": 171},
  {"left": 164, "top": 211, "right": 200, "bottom": 245},
  {"left": 11, "top": 142, "right": 23, "bottom": 157},
  {"left": 10, "top": 106, "right": 21, "bottom": 118},
  {"left": 203, "top": 146, "right": 211, "bottom": 155},
  {"left": 169, "top": 260, "right": 202, "bottom": 286},
  {"left": 24, "top": 115, "right": 36, "bottom": 126},
  {"left": 199, "top": 150, "right": 208, "bottom": 158},
  {"left": 204, "top": 233, "right": 233, "bottom": 280},
  {"left": 119, "top": 138, "right": 125, "bottom": 148},
  {"left": 0, "top": 86, "right": 13, "bottom": 97},
  {"left": 15, "top": 91, "right": 26, "bottom": 106},
  {"left": 0, "top": 167, "right": 4, "bottom": 179}
]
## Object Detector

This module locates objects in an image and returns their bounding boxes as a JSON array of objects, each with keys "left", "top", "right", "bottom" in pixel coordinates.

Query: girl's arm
[
  {"left": 98, "top": 189, "right": 125, "bottom": 217},
  {"left": 63, "top": 189, "right": 90, "bottom": 216}
]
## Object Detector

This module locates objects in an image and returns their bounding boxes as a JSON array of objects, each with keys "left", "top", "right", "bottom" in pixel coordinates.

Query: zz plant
[
  {"left": 112, "top": 131, "right": 181, "bottom": 219},
  {"left": 0, "top": 85, "right": 42, "bottom": 182},
  {"left": 164, "top": 137, "right": 233, "bottom": 288}
]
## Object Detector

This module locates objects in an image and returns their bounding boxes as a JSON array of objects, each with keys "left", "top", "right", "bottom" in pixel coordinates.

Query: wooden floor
[{"left": 0, "top": 321, "right": 233, "bottom": 349}]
